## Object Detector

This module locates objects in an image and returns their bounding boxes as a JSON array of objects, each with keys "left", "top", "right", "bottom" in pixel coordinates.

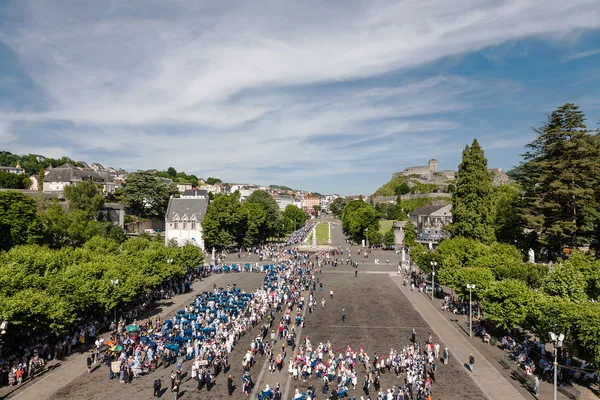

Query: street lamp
[
  {"left": 365, "top": 228, "right": 369, "bottom": 248},
  {"left": 466, "top": 284, "right": 476, "bottom": 337},
  {"left": 430, "top": 261, "right": 437, "bottom": 300},
  {"left": 110, "top": 279, "right": 119, "bottom": 322},
  {"left": 549, "top": 331, "right": 565, "bottom": 400}
]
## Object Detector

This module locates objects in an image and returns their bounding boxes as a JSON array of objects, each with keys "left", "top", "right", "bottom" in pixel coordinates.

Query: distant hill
[
  {"left": 373, "top": 175, "right": 451, "bottom": 197},
  {"left": 269, "top": 184, "right": 293, "bottom": 191}
]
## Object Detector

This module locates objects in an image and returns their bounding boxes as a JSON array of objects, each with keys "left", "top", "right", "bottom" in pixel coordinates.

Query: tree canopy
[{"left": 121, "top": 172, "right": 179, "bottom": 218}]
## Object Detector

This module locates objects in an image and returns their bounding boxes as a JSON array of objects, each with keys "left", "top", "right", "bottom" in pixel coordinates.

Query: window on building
[
  {"left": 183, "top": 222, "right": 187, "bottom": 229},
  {"left": 191, "top": 221, "right": 196, "bottom": 230},
  {"left": 174, "top": 222, "right": 178, "bottom": 229}
]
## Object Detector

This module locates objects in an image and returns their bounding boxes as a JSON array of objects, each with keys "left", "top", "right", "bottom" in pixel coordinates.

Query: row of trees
[
  {"left": 409, "top": 104, "right": 600, "bottom": 364},
  {"left": 0, "top": 171, "right": 31, "bottom": 189},
  {"left": 0, "top": 181, "right": 125, "bottom": 251},
  {"left": 411, "top": 237, "right": 600, "bottom": 364},
  {"left": 202, "top": 190, "right": 306, "bottom": 249},
  {"left": 0, "top": 236, "right": 203, "bottom": 336}
]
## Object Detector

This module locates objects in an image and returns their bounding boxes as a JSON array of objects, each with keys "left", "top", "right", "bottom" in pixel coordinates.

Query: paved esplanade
[
  {"left": 6, "top": 273, "right": 224, "bottom": 400},
  {"left": 389, "top": 276, "right": 527, "bottom": 400}
]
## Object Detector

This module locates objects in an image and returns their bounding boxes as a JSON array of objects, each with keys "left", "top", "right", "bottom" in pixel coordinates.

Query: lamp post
[
  {"left": 430, "top": 261, "right": 437, "bottom": 300},
  {"left": 549, "top": 331, "right": 564, "bottom": 400},
  {"left": 365, "top": 228, "right": 369, "bottom": 248},
  {"left": 466, "top": 284, "right": 476, "bottom": 337},
  {"left": 110, "top": 279, "right": 119, "bottom": 322}
]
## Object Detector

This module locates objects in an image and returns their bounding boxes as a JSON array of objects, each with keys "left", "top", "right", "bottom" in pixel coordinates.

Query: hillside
[{"left": 373, "top": 175, "right": 452, "bottom": 197}]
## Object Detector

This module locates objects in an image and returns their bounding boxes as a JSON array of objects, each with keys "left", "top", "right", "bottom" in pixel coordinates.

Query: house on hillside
[
  {"left": 43, "top": 164, "right": 104, "bottom": 192},
  {"left": 181, "top": 189, "right": 208, "bottom": 199},
  {"left": 0, "top": 165, "right": 24, "bottom": 175},
  {"left": 408, "top": 203, "right": 452, "bottom": 244},
  {"left": 164, "top": 196, "right": 209, "bottom": 249},
  {"left": 274, "top": 194, "right": 293, "bottom": 211},
  {"left": 176, "top": 182, "right": 193, "bottom": 193},
  {"left": 303, "top": 194, "right": 320, "bottom": 213}
]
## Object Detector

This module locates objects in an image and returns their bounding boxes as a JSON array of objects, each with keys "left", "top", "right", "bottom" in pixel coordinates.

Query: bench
[
  {"left": 558, "top": 384, "right": 581, "bottom": 399},
  {"left": 515, "top": 368, "right": 536, "bottom": 391},
  {"left": 499, "top": 356, "right": 513, "bottom": 369}
]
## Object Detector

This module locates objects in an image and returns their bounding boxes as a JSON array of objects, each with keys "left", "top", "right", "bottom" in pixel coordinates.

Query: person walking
[
  {"left": 534, "top": 375, "right": 540, "bottom": 397},
  {"left": 228, "top": 374, "right": 234, "bottom": 396},
  {"left": 87, "top": 353, "right": 93, "bottom": 373},
  {"left": 411, "top": 329, "right": 416, "bottom": 343},
  {"left": 468, "top": 354, "right": 475, "bottom": 372},
  {"left": 443, "top": 347, "right": 449, "bottom": 365},
  {"left": 153, "top": 378, "right": 162, "bottom": 397},
  {"left": 342, "top": 309, "right": 346, "bottom": 322},
  {"left": 172, "top": 378, "right": 180, "bottom": 400},
  {"left": 330, "top": 290, "right": 334, "bottom": 299}
]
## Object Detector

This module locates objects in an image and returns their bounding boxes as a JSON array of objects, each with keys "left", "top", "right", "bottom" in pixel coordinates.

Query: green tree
[
  {"left": 517, "top": 103, "right": 599, "bottom": 257},
  {"left": 329, "top": 197, "right": 347, "bottom": 218},
  {"left": 240, "top": 201, "right": 267, "bottom": 246},
  {"left": 384, "top": 227, "right": 396, "bottom": 248},
  {"left": 0, "top": 191, "right": 42, "bottom": 251},
  {"left": 64, "top": 180, "right": 106, "bottom": 220},
  {"left": 206, "top": 177, "right": 222, "bottom": 185},
  {"left": 0, "top": 172, "right": 30, "bottom": 189},
  {"left": 403, "top": 222, "right": 417, "bottom": 247},
  {"left": 121, "top": 172, "right": 179, "bottom": 218},
  {"left": 167, "top": 167, "right": 177, "bottom": 177},
  {"left": 283, "top": 204, "right": 306, "bottom": 231},
  {"left": 246, "top": 190, "right": 284, "bottom": 241},
  {"left": 481, "top": 279, "right": 534, "bottom": 331},
  {"left": 541, "top": 261, "right": 588, "bottom": 302},
  {"left": 394, "top": 182, "right": 411, "bottom": 195},
  {"left": 342, "top": 201, "right": 380, "bottom": 243},
  {"left": 447, "top": 139, "right": 495, "bottom": 243},
  {"left": 452, "top": 267, "right": 495, "bottom": 300},
  {"left": 202, "top": 193, "right": 244, "bottom": 249}
]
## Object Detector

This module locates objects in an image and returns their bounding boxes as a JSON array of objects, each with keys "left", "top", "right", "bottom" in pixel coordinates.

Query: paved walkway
[
  {"left": 389, "top": 273, "right": 527, "bottom": 400},
  {"left": 3, "top": 274, "right": 222, "bottom": 400}
]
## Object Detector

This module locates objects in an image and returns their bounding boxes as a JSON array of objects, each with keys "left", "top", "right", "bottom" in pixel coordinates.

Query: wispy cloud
[
  {"left": 562, "top": 48, "right": 600, "bottom": 61},
  {"left": 0, "top": 0, "right": 599, "bottom": 193}
]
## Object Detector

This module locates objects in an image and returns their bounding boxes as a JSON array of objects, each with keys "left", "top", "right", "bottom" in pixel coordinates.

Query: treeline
[
  {"left": 0, "top": 182, "right": 125, "bottom": 251},
  {"left": 411, "top": 237, "right": 600, "bottom": 364},
  {"left": 0, "top": 171, "right": 32, "bottom": 189},
  {"left": 0, "top": 236, "right": 203, "bottom": 336},
  {"left": 0, "top": 151, "right": 83, "bottom": 175},
  {"left": 202, "top": 190, "right": 306, "bottom": 249}
]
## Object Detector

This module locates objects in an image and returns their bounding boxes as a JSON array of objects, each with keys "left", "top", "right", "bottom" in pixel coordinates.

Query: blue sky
[{"left": 0, "top": 1, "right": 599, "bottom": 195}]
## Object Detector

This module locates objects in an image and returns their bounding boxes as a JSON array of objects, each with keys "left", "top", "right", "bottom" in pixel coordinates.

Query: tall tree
[
  {"left": 0, "top": 191, "right": 42, "bottom": 251},
  {"left": 64, "top": 180, "right": 106, "bottom": 220},
  {"left": 329, "top": 197, "right": 347, "bottom": 218},
  {"left": 245, "top": 190, "right": 283, "bottom": 241},
  {"left": 447, "top": 139, "right": 495, "bottom": 243},
  {"left": 202, "top": 193, "right": 245, "bottom": 249},
  {"left": 517, "top": 103, "right": 599, "bottom": 257},
  {"left": 121, "top": 172, "right": 179, "bottom": 218}
]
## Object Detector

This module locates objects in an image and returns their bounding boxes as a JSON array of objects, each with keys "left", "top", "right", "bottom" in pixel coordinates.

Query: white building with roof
[{"left": 164, "top": 196, "right": 209, "bottom": 249}]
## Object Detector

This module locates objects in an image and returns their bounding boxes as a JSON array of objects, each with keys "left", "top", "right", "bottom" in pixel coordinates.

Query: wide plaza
[{"left": 6, "top": 223, "right": 561, "bottom": 400}]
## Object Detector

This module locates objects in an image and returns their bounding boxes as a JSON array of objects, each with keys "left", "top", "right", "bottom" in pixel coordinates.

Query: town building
[
  {"left": 42, "top": 164, "right": 104, "bottom": 192},
  {"left": 181, "top": 189, "right": 208, "bottom": 199},
  {"left": 274, "top": 194, "right": 294, "bottom": 211},
  {"left": 408, "top": 203, "right": 452, "bottom": 244},
  {"left": 303, "top": 194, "right": 320, "bottom": 214},
  {"left": 176, "top": 182, "right": 193, "bottom": 193},
  {"left": 0, "top": 165, "right": 24, "bottom": 175},
  {"left": 164, "top": 196, "right": 209, "bottom": 249}
]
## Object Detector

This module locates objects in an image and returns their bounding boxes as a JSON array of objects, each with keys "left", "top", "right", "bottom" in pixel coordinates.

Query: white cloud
[
  {"left": 563, "top": 48, "right": 600, "bottom": 61},
  {"left": 0, "top": 0, "right": 599, "bottom": 192}
]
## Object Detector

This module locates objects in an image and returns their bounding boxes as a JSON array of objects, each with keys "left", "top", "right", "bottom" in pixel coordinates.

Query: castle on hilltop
[
  {"left": 393, "top": 159, "right": 509, "bottom": 185},
  {"left": 393, "top": 159, "right": 456, "bottom": 180}
]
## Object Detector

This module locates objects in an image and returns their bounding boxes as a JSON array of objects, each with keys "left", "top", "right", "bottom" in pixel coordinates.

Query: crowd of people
[{"left": 0, "top": 269, "right": 202, "bottom": 389}]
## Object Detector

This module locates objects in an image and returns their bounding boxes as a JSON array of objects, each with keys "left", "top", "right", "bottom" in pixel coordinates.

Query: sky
[{"left": 1, "top": 1, "right": 600, "bottom": 195}]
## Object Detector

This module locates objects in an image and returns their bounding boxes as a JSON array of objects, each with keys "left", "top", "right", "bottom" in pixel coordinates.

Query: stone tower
[{"left": 428, "top": 159, "right": 438, "bottom": 174}]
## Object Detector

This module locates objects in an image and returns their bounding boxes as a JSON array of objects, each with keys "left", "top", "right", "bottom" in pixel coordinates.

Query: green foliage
[
  {"left": 245, "top": 190, "right": 284, "bottom": 240},
  {"left": 202, "top": 193, "right": 244, "bottom": 249},
  {"left": 329, "top": 197, "right": 348, "bottom": 218},
  {"left": 452, "top": 267, "right": 495, "bottom": 300},
  {"left": 0, "top": 236, "right": 201, "bottom": 335},
  {"left": 0, "top": 171, "right": 31, "bottom": 189},
  {"left": 517, "top": 103, "right": 599, "bottom": 256},
  {"left": 341, "top": 200, "right": 380, "bottom": 243},
  {"left": 240, "top": 202, "right": 266, "bottom": 246},
  {"left": 269, "top": 185, "right": 293, "bottom": 191},
  {"left": 395, "top": 182, "right": 411, "bottom": 195},
  {"left": 0, "top": 191, "right": 42, "bottom": 251},
  {"left": 205, "top": 177, "right": 222, "bottom": 185},
  {"left": 64, "top": 180, "right": 106, "bottom": 220},
  {"left": 283, "top": 204, "right": 306, "bottom": 232},
  {"left": 410, "top": 243, "right": 434, "bottom": 272},
  {"left": 447, "top": 139, "right": 495, "bottom": 243},
  {"left": 316, "top": 223, "right": 330, "bottom": 245},
  {"left": 375, "top": 202, "right": 406, "bottom": 221},
  {"left": 155, "top": 168, "right": 198, "bottom": 187},
  {"left": 383, "top": 227, "right": 396, "bottom": 247},
  {"left": 0, "top": 151, "right": 83, "bottom": 176},
  {"left": 121, "top": 172, "right": 179, "bottom": 218},
  {"left": 481, "top": 279, "right": 534, "bottom": 331},
  {"left": 492, "top": 183, "right": 537, "bottom": 253},
  {"left": 541, "top": 260, "right": 588, "bottom": 302},
  {"left": 403, "top": 222, "right": 417, "bottom": 247}
]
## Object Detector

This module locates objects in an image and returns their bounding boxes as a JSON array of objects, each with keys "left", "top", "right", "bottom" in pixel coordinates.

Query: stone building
[
  {"left": 164, "top": 196, "right": 209, "bottom": 249},
  {"left": 394, "top": 159, "right": 438, "bottom": 179},
  {"left": 408, "top": 203, "right": 452, "bottom": 243}
]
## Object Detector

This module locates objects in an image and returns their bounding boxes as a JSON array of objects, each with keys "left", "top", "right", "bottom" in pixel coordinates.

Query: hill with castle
[{"left": 373, "top": 158, "right": 510, "bottom": 197}]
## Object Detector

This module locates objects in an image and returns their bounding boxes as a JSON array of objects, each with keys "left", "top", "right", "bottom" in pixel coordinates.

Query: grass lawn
[
  {"left": 315, "top": 222, "right": 330, "bottom": 245},
  {"left": 379, "top": 219, "right": 395, "bottom": 234}
]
